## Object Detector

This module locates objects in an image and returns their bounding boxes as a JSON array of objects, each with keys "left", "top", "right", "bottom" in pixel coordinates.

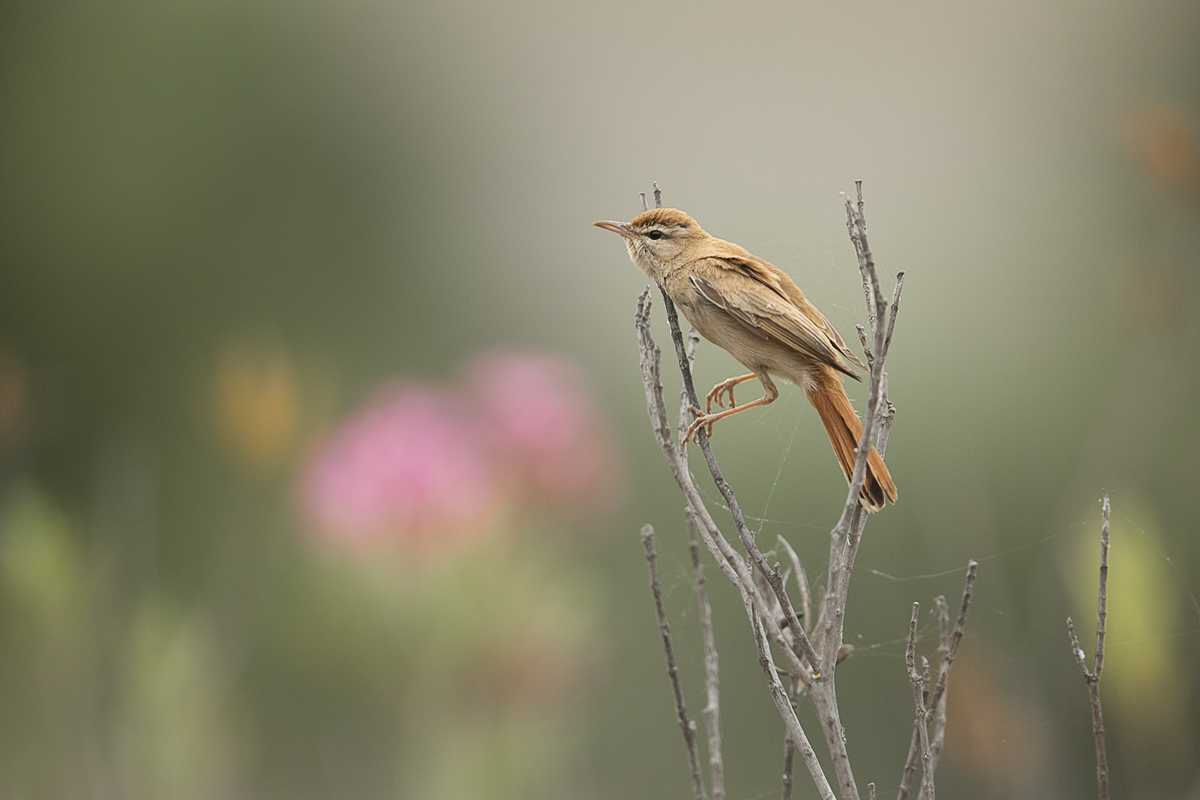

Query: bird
[{"left": 594, "top": 207, "right": 897, "bottom": 512}]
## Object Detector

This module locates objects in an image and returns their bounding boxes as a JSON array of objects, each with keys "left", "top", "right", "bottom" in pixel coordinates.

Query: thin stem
[
  {"left": 883, "top": 273, "right": 905, "bottom": 361},
  {"left": 1067, "top": 492, "right": 1111, "bottom": 800},
  {"left": 898, "top": 562, "right": 977, "bottom": 800},
  {"left": 906, "top": 603, "right": 933, "bottom": 800},
  {"left": 782, "top": 737, "right": 795, "bottom": 800},
  {"left": 642, "top": 525, "right": 708, "bottom": 800},
  {"left": 928, "top": 597, "right": 950, "bottom": 771},
  {"left": 751, "top": 608, "right": 837, "bottom": 800},
  {"left": 688, "top": 512, "right": 725, "bottom": 800},
  {"left": 778, "top": 536, "right": 812, "bottom": 634}
]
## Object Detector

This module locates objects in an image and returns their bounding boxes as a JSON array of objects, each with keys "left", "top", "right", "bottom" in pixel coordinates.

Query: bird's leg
[
  {"left": 706, "top": 373, "right": 757, "bottom": 414},
  {"left": 685, "top": 373, "right": 778, "bottom": 446}
]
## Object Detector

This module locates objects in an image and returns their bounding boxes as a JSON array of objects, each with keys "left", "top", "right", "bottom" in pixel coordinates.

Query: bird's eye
[{"left": 647, "top": 230, "right": 664, "bottom": 240}]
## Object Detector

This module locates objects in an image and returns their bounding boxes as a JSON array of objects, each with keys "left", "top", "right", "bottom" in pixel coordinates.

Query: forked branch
[{"left": 897, "top": 561, "right": 977, "bottom": 800}]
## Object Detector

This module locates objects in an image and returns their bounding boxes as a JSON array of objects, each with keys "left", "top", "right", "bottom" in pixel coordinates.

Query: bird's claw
[
  {"left": 705, "top": 379, "right": 740, "bottom": 414},
  {"left": 682, "top": 406, "right": 717, "bottom": 447}
]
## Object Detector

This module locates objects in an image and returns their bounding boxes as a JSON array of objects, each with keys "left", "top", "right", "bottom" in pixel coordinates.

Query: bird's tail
[{"left": 804, "top": 369, "right": 897, "bottom": 512}]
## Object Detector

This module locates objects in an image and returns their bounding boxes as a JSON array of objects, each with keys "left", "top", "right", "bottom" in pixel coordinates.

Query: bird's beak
[{"left": 593, "top": 220, "right": 633, "bottom": 239}]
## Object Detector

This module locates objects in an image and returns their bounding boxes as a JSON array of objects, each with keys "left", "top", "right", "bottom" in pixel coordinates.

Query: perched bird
[{"left": 595, "top": 207, "right": 897, "bottom": 512}]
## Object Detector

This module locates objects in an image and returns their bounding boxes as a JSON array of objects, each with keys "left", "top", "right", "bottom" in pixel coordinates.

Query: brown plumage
[{"left": 595, "top": 207, "right": 897, "bottom": 512}]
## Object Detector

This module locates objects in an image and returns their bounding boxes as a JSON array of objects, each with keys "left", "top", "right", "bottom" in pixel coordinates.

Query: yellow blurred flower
[
  {"left": 1061, "top": 496, "right": 1190, "bottom": 744},
  {"left": 212, "top": 340, "right": 304, "bottom": 478}
]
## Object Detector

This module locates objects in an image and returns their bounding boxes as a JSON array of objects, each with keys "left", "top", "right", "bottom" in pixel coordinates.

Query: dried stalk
[
  {"left": 1067, "top": 492, "right": 1111, "bottom": 800},
  {"left": 687, "top": 512, "right": 725, "bottom": 800},
  {"left": 897, "top": 561, "right": 978, "bottom": 800},
  {"left": 906, "top": 604, "right": 933, "bottom": 800},
  {"left": 641, "top": 524, "right": 707, "bottom": 800},
  {"left": 782, "top": 735, "right": 796, "bottom": 800},
  {"left": 928, "top": 597, "right": 950, "bottom": 773},
  {"left": 778, "top": 535, "right": 812, "bottom": 635},
  {"left": 752, "top": 606, "right": 837, "bottom": 800},
  {"left": 808, "top": 185, "right": 905, "bottom": 799}
]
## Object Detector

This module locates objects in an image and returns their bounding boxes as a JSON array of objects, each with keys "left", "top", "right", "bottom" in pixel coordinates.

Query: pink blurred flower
[
  {"left": 466, "top": 351, "right": 624, "bottom": 510},
  {"left": 298, "top": 382, "right": 504, "bottom": 552},
  {"left": 297, "top": 350, "right": 625, "bottom": 555}
]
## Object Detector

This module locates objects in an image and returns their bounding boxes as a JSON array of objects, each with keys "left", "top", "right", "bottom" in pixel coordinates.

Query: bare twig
[
  {"left": 898, "top": 561, "right": 977, "bottom": 800},
  {"left": 642, "top": 524, "right": 708, "bottom": 800},
  {"left": 929, "top": 597, "right": 950, "bottom": 770},
  {"left": 883, "top": 273, "right": 905, "bottom": 362},
  {"left": 688, "top": 512, "right": 725, "bottom": 800},
  {"left": 830, "top": 188, "right": 895, "bottom": 539},
  {"left": 1067, "top": 492, "right": 1111, "bottom": 800},
  {"left": 874, "top": 373, "right": 897, "bottom": 461},
  {"left": 654, "top": 181, "right": 662, "bottom": 208},
  {"left": 820, "top": 190, "right": 903, "bottom": 647},
  {"left": 680, "top": 327, "right": 700, "bottom": 446},
  {"left": 782, "top": 734, "right": 796, "bottom": 800},
  {"left": 906, "top": 604, "right": 933, "bottom": 800},
  {"left": 806, "top": 188, "right": 906, "bottom": 800},
  {"left": 778, "top": 536, "right": 812, "bottom": 633},
  {"left": 856, "top": 325, "right": 874, "bottom": 367},
  {"left": 640, "top": 192, "right": 649, "bottom": 213},
  {"left": 751, "top": 607, "right": 837, "bottom": 800},
  {"left": 848, "top": 182, "right": 875, "bottom": 330},
  {"left": 930, "top": 563, "right": 976, "bottom": 730}
]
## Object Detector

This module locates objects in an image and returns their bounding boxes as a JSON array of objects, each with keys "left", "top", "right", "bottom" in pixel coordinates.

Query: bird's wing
[
  {"left": 721, "top": 252, "right": 868, "bottom": 372},
  {"left": 691, "top": 255, "right": 863, "bottom": 381}
]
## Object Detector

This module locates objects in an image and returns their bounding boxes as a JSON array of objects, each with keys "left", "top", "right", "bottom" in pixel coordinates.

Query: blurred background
[{"left": 1, "top": 0, "right": 1198, "bottom": 798}]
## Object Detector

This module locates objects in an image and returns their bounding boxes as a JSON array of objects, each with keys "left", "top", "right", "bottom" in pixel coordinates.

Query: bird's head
[{"left": 594, "top": 208, "right": 707, "bottom": 280}]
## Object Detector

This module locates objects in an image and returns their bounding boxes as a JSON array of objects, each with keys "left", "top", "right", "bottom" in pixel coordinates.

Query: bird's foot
[
  {"left": 705, "top": 378, "right": 742, "bottom": 414},
  {"left": 682, "top": 406, "right": 718, "bottom": 447}
]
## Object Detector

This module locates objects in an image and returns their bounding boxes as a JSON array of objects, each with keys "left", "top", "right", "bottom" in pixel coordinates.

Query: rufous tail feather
[{"left": 804, "top": 369, "right": 898, "bottom": 512}]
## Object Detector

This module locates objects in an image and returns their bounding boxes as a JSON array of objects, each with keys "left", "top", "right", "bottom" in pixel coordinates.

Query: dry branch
[
  {"left": 906, "top": 603, "right": 933, "bottom": 800},
  {"left": 1067, "top": 492, "right": 1111, "bottom": 800},
  {"left": 752, "top": 606, "right": 837, "bottom": 800},
  {"left": 641, "top": 524, "right": 707, "bottom": 800},
  {"left": 687, "top": 512, "right": 725, "bottom": 800},
  {"left": 897, "top": 561, "right": 977, "bottom": 800}
]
